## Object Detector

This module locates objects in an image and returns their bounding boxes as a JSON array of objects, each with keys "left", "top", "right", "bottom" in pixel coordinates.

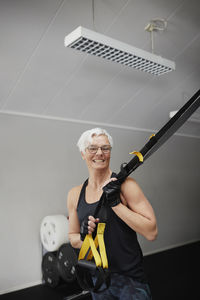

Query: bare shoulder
[
  {"left": 68, "top": 184, "right": 83, "bottom": 198},
  {"left": 67, "top": 184, "right": 83, "bottom": 210},
  {"left": 121, "top": 176, "right": 145, "bottom": 204},
  {"left": 121, "top": 176, "right": 138, "bottom": 189}
]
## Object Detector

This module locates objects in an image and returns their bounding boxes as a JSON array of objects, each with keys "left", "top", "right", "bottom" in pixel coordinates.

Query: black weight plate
[
  {"left": 42, "top": 252, "right": 60, "bottom": 288},
  {"left": 42, "top": 272, "right": 60, "bottom": 288},
  {"left": 57, "top": 243, "right": 77, "bottom": 283}
]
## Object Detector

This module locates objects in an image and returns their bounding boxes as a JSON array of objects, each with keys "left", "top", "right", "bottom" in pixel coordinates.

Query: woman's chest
[{"left": 85, "top": 187, "right": 103, "bottom": 204}]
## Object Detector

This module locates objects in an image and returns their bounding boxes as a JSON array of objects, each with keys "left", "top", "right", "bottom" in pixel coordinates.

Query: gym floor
[{"left": 1, "top": 241, "right": 199, "bottom": 300}]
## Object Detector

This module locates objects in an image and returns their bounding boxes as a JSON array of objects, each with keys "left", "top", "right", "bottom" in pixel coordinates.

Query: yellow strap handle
[
  {"left": 87, "top": 234, "right": 99, "bottom": 261},
  {"left": 78, "top": 223, "right": 108, "bottom": 269},
  {"left": 78, "top": 234, "right": 102, "bottom": 267},
  {"left": 97, "top": 223, "right": 108, "bottom": 269},
  {"left": 149, "top": 134, "right": 155, "bottom": 139},
  {"left": 129, "top": 135, "right": 155, "bottom": 162},
  {"left": 129, "top": 151, "right": 144, "bottom": 162}
]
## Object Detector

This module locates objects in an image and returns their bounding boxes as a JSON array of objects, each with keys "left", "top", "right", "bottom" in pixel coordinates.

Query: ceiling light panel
[{"left": 64, "top": 26, "right": 175, "bottom": 76}]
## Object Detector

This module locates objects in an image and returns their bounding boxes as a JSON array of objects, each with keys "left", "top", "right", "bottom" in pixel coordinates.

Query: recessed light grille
[{"left": 65, "top": 26, "right": 175, "bottom": 76}]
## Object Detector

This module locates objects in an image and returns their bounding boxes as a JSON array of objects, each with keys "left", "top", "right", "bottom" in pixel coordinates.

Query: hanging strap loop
[
  {"left": 129, "top": 151, "right": 144, "bottom": 162},
  {"left": 77, "top": 222, "right": 109, "bottom": 292}
]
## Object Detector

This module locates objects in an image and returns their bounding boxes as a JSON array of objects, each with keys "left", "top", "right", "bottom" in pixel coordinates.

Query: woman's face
[{"left": 81, "top": 134, "right": 111, "bottom": 171}]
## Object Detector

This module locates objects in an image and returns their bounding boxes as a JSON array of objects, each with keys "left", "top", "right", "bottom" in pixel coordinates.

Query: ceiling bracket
[{"left": 145, "top": 18, "right": 167, "bottom": 54}]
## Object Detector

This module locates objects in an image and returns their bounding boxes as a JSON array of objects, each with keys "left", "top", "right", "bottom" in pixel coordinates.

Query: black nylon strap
[
  {"left": 116, "top": 89, "right": 200, "bottom": 180},
  {"left": 76, "top": 264, "right": 110, "bottom": 293}
]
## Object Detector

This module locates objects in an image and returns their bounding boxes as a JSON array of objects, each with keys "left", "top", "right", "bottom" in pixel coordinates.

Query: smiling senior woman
[{"left": 67, "top": 128, "right": 157, "bottom": 300}]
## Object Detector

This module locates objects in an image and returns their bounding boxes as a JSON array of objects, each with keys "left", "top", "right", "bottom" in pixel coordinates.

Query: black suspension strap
[{"left": 116, "top": 89, "right": 200, "bottom": 182}]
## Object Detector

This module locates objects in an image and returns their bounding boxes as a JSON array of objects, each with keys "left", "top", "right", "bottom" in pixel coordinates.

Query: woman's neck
[{"left": 88, "top": 168, "right": 112, "bottom": 190}]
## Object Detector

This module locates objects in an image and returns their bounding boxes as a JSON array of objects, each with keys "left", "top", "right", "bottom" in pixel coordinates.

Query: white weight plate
[{"left": 40, "top": 215, "right": 69, "bottom": 252}]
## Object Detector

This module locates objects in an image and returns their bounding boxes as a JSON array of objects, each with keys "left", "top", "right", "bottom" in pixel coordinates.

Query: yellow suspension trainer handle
[{"left": 78, "top": 222, "right": 108, "bottom": 269}]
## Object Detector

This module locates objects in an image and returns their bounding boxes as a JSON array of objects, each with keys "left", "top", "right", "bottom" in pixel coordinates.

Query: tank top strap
[{"left": 77, "top": 178, "right": 88, "bottom": 209}]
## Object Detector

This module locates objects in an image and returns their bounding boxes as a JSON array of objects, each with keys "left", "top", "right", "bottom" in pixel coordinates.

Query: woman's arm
[
  {"left": 67, "top": 186, "right": 99, "bottom": 248},
  {"left": 67, "top": 186, "right": 83, "bottom": 249},
  {"left": 112, "top": 177, "right": 158, "bottom": 241}
]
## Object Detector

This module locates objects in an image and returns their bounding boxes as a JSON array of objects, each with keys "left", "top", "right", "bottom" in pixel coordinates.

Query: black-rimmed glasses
[{"left": 86, "top": 145, "right": 112, "bottom": 154}]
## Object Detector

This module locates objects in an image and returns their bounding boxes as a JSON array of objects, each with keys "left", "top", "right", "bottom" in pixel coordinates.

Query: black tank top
[{"left": 77, "top": 175, "right": 147, "bottom": 282}]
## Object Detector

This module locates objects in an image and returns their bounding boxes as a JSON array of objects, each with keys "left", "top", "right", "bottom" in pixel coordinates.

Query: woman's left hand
[{"left": 102, "top": 178, "right": 122, "bottom": 207}]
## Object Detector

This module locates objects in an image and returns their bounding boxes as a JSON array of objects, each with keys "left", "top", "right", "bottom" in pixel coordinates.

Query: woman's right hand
[
  {"left": 80, "top": 215, "right": 99, "bottom": 241},
  {"left": 88, "top": 215, "right": 99, "bottom": 234}
]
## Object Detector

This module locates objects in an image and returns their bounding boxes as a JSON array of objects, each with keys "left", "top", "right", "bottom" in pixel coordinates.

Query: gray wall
[{"left": 0, "top": 113, "right": 200, "bottom": 294}]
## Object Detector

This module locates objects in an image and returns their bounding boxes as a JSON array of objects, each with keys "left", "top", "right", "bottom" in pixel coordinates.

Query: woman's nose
[{"left": 96, "top": 147, "right": 103, "bottom": 154}]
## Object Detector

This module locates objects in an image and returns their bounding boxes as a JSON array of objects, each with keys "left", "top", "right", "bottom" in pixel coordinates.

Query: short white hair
[{"left": 77, "top": 128, "right": 113, "bottom": 153}]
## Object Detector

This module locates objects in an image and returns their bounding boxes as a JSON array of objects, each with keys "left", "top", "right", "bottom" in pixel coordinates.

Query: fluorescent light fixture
[
  {"left": 170, "top": 111, "right": 200, "bottom": 123},
  {"left": 64, "top": 26, "right": 175, "bottom": 76}
]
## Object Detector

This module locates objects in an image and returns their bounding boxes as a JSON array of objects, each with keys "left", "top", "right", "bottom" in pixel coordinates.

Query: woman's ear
[{"left": 81, "top": 151, "right": 86, "bottom": 160}]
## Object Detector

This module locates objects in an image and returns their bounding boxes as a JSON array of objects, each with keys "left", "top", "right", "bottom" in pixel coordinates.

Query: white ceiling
[{"left": 0, "top": 0, "right": 200, "bottom": 138}]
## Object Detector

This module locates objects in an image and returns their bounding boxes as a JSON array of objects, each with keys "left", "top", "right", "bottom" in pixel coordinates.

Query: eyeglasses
[{"left": 86, "top": 145, "right": 112, "bottom": 154}]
